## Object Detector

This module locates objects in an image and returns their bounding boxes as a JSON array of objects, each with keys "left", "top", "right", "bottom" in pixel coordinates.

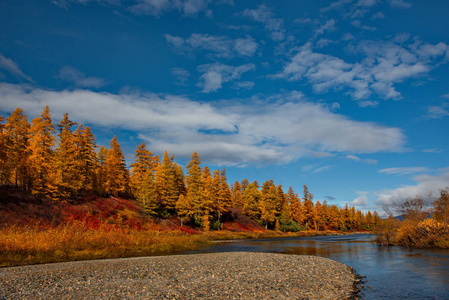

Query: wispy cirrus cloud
[
  {"left": 0, "top": 54, "right": 33, "bottom": 83},
  {"left": 243, "top": 5, "right": 285, "bottom": 41},
  {"left": 58, "top": 66, "right": 106, "bottom": 88},
  {"left": 0, "top": 83, "right": 406, "bottom": 166},
  {"left": 165, "top": 33, "right": 259, "bottom": 58},
  {"left": 128, "top": 0, "right": 215, "bottom": 17},
  {"left": 379, "top": 167, "right": 429, "bottom": 175},
  {"left": 346, "top": 154, "right": 377, "bottom": 164}
]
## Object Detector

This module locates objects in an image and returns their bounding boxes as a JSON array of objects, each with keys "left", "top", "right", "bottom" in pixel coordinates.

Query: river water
[{"left": 184, "top": 234, "right": 449, "bottom": 299}]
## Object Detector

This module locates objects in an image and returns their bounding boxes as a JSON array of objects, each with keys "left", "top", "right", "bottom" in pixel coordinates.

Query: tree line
[{"left": 0, "top": 107, "right": 381, "bottom": 231}]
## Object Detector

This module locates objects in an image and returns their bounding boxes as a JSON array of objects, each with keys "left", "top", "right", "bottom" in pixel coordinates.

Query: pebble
[{"left": 0, "top": 252, "right": 357, "bottom": 299}]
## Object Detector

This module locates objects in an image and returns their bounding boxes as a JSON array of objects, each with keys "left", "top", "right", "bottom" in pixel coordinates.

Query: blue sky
[{"left": 1, "top": 0, "right": 449, "bottom": 214}]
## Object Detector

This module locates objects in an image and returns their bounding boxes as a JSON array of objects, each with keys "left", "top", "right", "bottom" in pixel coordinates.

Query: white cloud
[
  {"left": 127, "top": 0, "right": 213, "bottom": 17},
  {"left": 379, "top": 167, "right": 429, "bottom": 175},
  {"left": 58, "top": 66, "right": 105, "bottom": 88},
  {"left": 371, "top": 11, "right": 384, "bottom": 19},
  {"left": 197, "top": 63, "right": 255, "bottom": 93},
  {"left": 315, "top": 19, "right": 337, "bottom": 36},
  {"left": 376, "top": 172, "right": 449, "bottom": 207},
  {"left": 171, "top": 68, "right": 190, "bottom": 86},
  {"left": 232, "top": 81, "right": 254, "bottom": 90},
  {"left": 0, "top": 54, "right": 33, "bottom": 82},
  {"left": 0, "top": 83, "right": 407, "bottom": 166},
  {"left": 387, "top": 0, "right": 412, "bottom": 9},
  {"left": 275, "top": 40, "right": 449, "bottom": 101},
  {"left": 352, "top": 191, "right": 368, "bottom": 206},
  {"left": 427, "top": 105, "right": 449, "bottom": 119},
  {"left": 422, "top": 149, "right": 443, "bottom": 154},
  {"left": 346, "top": 155, "right": 377, "bottom": 164},
  {"left": 243, "top": 5, "right": 285, "bottom": 41},
  {"left": 165, "top": 33, "right": 258, "bottom": 58}
]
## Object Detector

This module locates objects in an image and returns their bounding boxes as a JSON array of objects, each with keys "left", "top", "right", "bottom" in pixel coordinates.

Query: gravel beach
[{"left": 0, "top": 252, "right": 357, "bottom": 299}]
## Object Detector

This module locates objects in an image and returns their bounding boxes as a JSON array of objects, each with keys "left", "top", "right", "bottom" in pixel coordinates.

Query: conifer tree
[
  {"left": 242, "top": 182, "right": 261, "bottom": 220},
  {"left": 4, "top": 108, "right": 30, "bottom": 188},
  {"left": 28, "top": 106, "right": 57, "bottom": 199},
  {"left": 95, "top": 146, "right": 108, "bottom": 194},
  {"left": 154, "top": 151, "right": 179, "bottom": 211},
  {"left": 232, "top": 181, "right": 244, "bottom": 208},
  {"left": 303, "top": 184, "right": 315, "bottom": 229},
  {"left": 176, "top": 194, "right": 194, "bottom": 226},
  {"left": 201, "top": 166, "right": 214, "bottom": 214},
  {"left": 103, "top": 136, "right": 129, "bottom": 196},
  {"left": 74, "top": 125, "right": 98, "bottom": 191},
  {"left": 260, "top": 180, "right": 277, "bottom": 228},
  {"left": 288, "top": 186, "right": 304, "bottom": 225},
  {"left": 185, "top": 151, "right": 203, "bottom": 217},
  {"left": 55, "top": 113, "right": 78, "bottom": 197},
  {"left": 0, "top": 116, "right": 7, "bottom": 185},
  {"left": 130, "top": 143, "right": 159, "bottom": 212},
  {"left": 240, "top": 179, "right": 249, "bottom": 193}
]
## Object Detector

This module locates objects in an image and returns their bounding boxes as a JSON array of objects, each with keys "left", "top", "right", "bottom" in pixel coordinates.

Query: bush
[{"left": 279, "top": 219, "right": 307, "bottom": 232}]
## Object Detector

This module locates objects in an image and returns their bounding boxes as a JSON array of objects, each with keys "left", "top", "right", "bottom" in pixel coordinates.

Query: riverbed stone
[{"left": 0, "top": 252, "right": 356, "bottom": 299}]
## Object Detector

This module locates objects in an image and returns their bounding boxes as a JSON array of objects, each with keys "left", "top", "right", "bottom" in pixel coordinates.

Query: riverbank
[{"left": 0, "top": 252, "right": 357, "bottom": 299}]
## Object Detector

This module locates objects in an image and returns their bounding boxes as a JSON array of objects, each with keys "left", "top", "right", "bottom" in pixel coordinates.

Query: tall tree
[
  {"left": 4, "top": 108, "right": 30, "bottom": 188},
  {"left": 288, "top": 186, "right": 303, "bottom": 225},
  {"left": 0, "top": 116, "right": 7, "bottom": 185},
  {"left": 74, "top": 125, "right": 98, "bottom": 191},
  {"left": 303, "top": 185, "right": 315, "bottom": 229},
  {"left": 243, "top": 182, "right": 261, "bottom": 220},
  {"left": 185, "top": 151, "right": 203, "bottom": 217},
  {"left": 232, "top": 181, "right": 244, "bottom": 209},
  {"left": 28, "top": 106, "right": 57, "bottom": 198},
  {"left": 260, "top": 180, "right": 277, "bottom": 229},
  {"left": 55, "top": 113, "right": 78, "bottom": 198},
  {"left": 103, "top": 136, "right": 129, "bottom": 196},
  {"left": 130, "top": 143, "right": 159, "bottom": 212},
  {"left": 94, "top": 146, "right": 108, "bottom": 194},
  {"left": 154, "top": 151, "right": 179, "bottom": 211}
]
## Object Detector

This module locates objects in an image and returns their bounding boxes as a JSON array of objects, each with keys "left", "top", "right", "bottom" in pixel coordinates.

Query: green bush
[{"left": 279, "top": 219, "right": 307, "bottom": 232}]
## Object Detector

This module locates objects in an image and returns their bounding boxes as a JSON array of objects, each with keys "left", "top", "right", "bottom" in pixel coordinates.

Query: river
[{"left": 184, "top": 234, "right": 449, "bottom": 299}]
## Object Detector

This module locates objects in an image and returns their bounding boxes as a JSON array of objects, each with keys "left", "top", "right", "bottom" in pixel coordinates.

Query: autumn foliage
[{"left": 0, "top": 106, "right": 382, "bottom": 266}]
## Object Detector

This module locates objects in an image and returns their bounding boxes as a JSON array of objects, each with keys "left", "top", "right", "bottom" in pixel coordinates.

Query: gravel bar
[{"left": 0, "top": 252, "right": 357, "bottom": 299}]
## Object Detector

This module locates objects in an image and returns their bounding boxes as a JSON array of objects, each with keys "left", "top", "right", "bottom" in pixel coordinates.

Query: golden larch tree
[
  {"left": 4, "top": 108, "right": 30, "bottom": 188},
  {"left": 28, "top": 106, "right": 57, "bottom": 199},
  {"left": 103, "top": 136, "right": 129, "bottom": 196}
]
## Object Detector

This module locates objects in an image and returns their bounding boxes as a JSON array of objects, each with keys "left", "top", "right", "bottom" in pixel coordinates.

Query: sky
[{"left": 1, "top": 0, "right": 449, "bottom": 214}]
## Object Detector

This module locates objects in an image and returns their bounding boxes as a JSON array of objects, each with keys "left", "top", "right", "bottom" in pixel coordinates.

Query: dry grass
[{"left": 0, "top": 221, "right": 211, "bottom": 267}]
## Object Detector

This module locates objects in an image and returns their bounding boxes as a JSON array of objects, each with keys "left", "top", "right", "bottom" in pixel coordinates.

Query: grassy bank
[{"left": 0, "top": 222, "right": 211, "bottom": 268}]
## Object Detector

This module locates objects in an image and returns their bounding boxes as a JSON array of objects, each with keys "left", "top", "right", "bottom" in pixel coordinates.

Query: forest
[{"left": 0, "top": 106, "right": 381, "bottom": 232}]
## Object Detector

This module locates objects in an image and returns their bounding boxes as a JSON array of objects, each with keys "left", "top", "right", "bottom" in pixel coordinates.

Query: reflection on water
[{"left": 185, "top": 234, "right": 449, "bottom": 299}]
